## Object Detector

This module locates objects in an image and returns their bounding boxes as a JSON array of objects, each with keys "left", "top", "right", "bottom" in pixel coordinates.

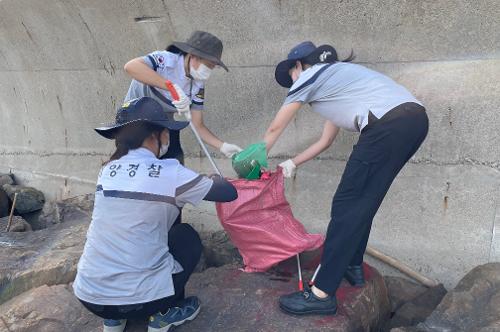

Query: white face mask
[
  {"left": 159, "top": 144, "right": 169, "bottom": 158},
  {"left": 190, "top": 63, "right": 212, "bottom": 81}
]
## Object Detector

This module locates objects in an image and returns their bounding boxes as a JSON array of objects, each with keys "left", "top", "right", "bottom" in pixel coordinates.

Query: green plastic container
[{"left": 232, "top": 142, "right": 268, "bottom": 180}]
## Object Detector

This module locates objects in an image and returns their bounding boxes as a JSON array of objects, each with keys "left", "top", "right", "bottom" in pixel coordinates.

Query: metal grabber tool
[{"left": 165, "top": 80, "right": 222, "bottom": 176}]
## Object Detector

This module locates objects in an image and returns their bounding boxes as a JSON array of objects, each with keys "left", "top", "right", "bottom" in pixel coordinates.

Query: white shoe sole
[
  {"left": 103, "top": 319, "right": 127, "bottom": 332},
  {"left": 147, "top": 306, "right": 201, "bottom": 332}
]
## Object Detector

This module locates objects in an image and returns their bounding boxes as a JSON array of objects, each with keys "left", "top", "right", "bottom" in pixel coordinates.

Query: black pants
[
  {"left": 163, "top": 130, "right": 184, "bottom": 226},
  {"left": 80, "top": 223, "right": 202, "bottom": 320},
  {"left": 315, "top": 102, "right": 429, "bottom": 295}
]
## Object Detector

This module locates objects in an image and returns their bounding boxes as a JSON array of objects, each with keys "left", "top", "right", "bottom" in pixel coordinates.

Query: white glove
[
  {"left": 220, "top": 142, "right": 243, "bottom": 158},
  {"left": 279, "top": 159, "right": 296, "bottom": 178},
  {"left": 171, "top": 83, "right": 191, "bottom": 120}
]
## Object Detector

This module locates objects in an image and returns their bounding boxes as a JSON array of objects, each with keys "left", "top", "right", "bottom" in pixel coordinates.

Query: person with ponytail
[
  {"left": 263, "top": 41, "right": 428, "bottom": 315},
  {"left": 73, "top": 97, "right": 237, "bottom": 332}
]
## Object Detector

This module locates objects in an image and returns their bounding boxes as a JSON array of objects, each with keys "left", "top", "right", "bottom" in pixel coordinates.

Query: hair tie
[{"left": 319, "top": 51, "right": 332, "bottom": 62}]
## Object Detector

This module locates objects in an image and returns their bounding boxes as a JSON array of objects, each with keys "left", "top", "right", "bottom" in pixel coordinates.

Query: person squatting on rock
[
  {"left": 263, "top": 41, "right": 429, "bottom": 315},
  {"left": 73, "top": 97, "right": 237, "bottom": 332}
]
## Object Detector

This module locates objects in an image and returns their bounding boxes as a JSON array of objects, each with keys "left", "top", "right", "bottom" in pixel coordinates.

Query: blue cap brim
[{"left": 275, "top": 59, "right": 296, "bottom": 88}]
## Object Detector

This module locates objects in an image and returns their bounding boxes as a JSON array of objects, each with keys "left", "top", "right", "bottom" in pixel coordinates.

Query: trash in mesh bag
[{"left": 216, "top": 168, "right": 325, "bottom": 272}]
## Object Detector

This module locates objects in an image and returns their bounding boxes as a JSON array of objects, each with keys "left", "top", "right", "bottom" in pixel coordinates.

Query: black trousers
[
  {"left": 80, "top": 223, "right": 202, "bottom": 320},
  {"left": 163, "top": 130, "right": 184, "bottom": 226},
  {"left": 315, "top": 102, "right": 429, "bottom": 295}
]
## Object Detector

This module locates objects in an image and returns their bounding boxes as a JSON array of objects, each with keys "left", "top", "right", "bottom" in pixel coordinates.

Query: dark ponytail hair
[
  {"left": 105, "top": 122, "right": 164, "bottom": 165},
  {"left": 301, "top": 46, "right": 356, "bottom": 67}
]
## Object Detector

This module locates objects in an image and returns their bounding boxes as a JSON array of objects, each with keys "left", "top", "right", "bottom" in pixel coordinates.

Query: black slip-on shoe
[
  {"left": 279, "top": 288, "right": 337, "bottom": 316},
  {"left": 344, "top": 265, "right": 365, "bottom": 287}
]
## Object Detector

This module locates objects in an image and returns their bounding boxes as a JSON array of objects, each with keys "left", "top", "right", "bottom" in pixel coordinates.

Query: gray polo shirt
[
  {"left": 284, "top": 62, "right": 422, "bottom": 132},
  {"left": 125, "top": 51, "right": 205, "bottom": 112},
  {"left": 73, "top": 148, "right": 213, "bottom": 305}
]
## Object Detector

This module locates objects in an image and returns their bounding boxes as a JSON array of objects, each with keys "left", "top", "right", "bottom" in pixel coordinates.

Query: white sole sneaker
[
  {"left": 103, "top": 319, "right": 127, "bottom": 332},
  {"left": 147, "top": 306, "right": 201, "bottom": 332}
]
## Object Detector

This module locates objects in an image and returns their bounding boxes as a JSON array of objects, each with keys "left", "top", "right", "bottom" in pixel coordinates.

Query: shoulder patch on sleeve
[{"left": 195, "top": 88, "right": 205, "bottom": 100}]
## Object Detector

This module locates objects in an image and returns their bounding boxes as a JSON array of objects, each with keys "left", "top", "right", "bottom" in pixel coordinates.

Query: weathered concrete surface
[
  {"left": 1, "top": 0, "right": 499, "bottom": 289},
  {"left": 0, "top": 263, "right": 390, "bottom": 332}
]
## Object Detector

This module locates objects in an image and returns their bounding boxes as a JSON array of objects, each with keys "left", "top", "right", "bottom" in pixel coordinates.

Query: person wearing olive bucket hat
[
  {"left": 73, "top": 97, "right": 237, "bottom": 332},
  {"left": 124, "top": 31, "right": 242, "bottom": 228},
  {"left": 124, "top": 31, "right": 242, "bottom": 163},
  {"left": 262, "top": 41, "right": 429, "bottom": 315}
]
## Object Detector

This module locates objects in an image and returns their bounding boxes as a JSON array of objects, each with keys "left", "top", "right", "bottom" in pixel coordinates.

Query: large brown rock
[
  {"left": 0, "top": 263, "right": 391, "bottom": 332},
  {"left": 2, "top": 184, "right": 45, "bottom": 214},
  {"left": 394, "top": 263, "right": 500, "bottom": 332},
  {"left": 172, "top": 263, "right": 390, "bottom": 332},
  {"left": 0, "top": 284, "right": 101, "bottom": 332},
  {"left": 0, "top": 214, "right": 89, "bottom": 304}
]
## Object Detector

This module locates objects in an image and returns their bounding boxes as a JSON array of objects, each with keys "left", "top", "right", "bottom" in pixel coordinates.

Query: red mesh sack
[{"left": 215, "top": 169, "right": 324, "bottom": 272}]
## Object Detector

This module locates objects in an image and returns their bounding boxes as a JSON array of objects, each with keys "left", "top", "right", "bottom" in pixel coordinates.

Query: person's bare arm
[
  {"left": 124, "top": 57, "right": 166, "bottom": 90},
  {"left": 263, "top": 102, "right": 302, "bottom": 152},
  {"left": 292, "top": 120, "right": 339, "bottom": 166}
]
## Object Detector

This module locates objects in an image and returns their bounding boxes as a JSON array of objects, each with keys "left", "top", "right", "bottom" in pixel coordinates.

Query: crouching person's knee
[{"left": 171, "top": 223, "right": 203, "bottom": 265}]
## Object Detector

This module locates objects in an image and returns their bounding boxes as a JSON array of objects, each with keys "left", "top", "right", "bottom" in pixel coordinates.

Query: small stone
[
  {"left": 0, "top": 189, "right": 9, "bottom": 218},
  {"left": 2, "top": 184, "right": 45, "bottom": 214},
  {"left": 0, "top": 215, "right": 32, "bottom": 232},
  {"left": 0, "top": 174, "right": 14, "bottom": 187}
]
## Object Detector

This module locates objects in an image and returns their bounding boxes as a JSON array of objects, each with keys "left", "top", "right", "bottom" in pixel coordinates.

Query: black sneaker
[
  {"left": 279, "top": 288, "right": 337, "bottom": 316},
  {"left": 344, "top": 265, "right": 365, "bottom": 287}
]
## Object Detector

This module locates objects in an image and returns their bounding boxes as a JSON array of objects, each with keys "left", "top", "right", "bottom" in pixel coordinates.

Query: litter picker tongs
[{"left": 165, "top": 80, "right": 222, "bottom": 176}]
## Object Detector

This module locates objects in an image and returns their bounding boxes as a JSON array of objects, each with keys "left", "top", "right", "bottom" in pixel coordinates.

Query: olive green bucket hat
[{"left": 167, "top": 31, "right": 228, "bottom": 71}]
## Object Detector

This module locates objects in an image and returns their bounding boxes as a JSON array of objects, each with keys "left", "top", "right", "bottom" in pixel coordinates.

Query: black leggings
[
  {"left": 79, "top": 223, "right": 202, "bottom": 320},
  {"left": 315, "top": 102, "right": 429, "bottom": 295}
]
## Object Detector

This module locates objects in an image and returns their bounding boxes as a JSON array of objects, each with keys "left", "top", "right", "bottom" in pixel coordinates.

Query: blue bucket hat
[
  {"left": 95, "top": 97, "right": 189, "bottom": 139},
  {"left": 275, "top": 41, "right": 337, "bottom": 88}
]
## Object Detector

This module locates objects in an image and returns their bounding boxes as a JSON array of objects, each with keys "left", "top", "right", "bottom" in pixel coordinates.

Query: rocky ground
[{"left": 1, "top": 186, "right": 500, "bottom": 331}]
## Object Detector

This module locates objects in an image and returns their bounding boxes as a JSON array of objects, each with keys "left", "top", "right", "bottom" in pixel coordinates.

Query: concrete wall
[{"left": 1, "top": 0, "right": 499, "bottom": 288}]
